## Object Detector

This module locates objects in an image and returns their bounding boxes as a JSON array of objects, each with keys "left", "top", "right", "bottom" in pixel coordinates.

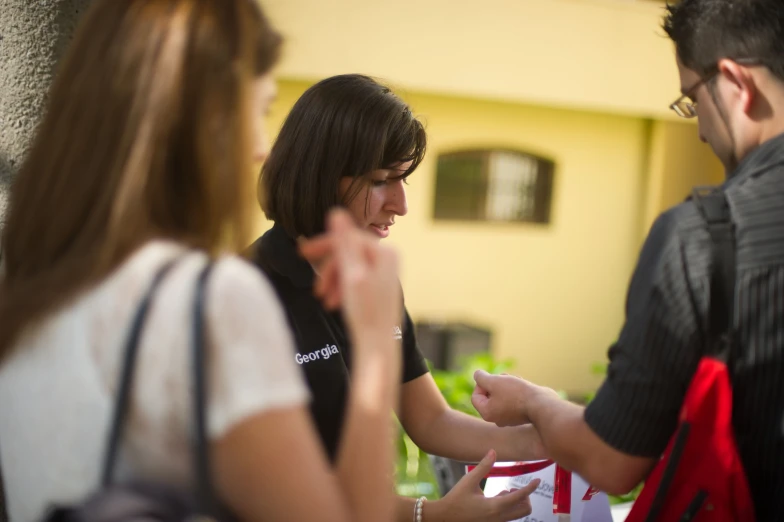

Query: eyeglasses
[
  {"left": 669, "top": 71, "right": 718, "bottom": 119},
  {"left": 669, "top": 58, "right": 765, "bottom": 118}
]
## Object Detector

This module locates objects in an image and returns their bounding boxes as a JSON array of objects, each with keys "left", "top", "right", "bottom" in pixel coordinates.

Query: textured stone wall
[
  {"left": 0, "top": 2, "right": 93, "bottom": 512},
  {"left": 0, "top": 0, "right": 92, "bottom": 242}
]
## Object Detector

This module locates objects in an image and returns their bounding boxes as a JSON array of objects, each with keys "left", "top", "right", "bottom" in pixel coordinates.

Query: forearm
[
  {"left": 525, "top": 390, "right": 632, "bottom": 492},
  {"left": 335, "top": 335, "right": 402, "bottom": 522},
  {"left": 524, "top": 388, "right": 654, "bottom": 495},
  {"left": 526, "top": 392, "right": 588, "bottom": 471},
  {"left": 497, "top": 424, "right": 547, "bottom": 462},
  {"left": 412, "top": 409, "right": 546, "bottom": 463}
]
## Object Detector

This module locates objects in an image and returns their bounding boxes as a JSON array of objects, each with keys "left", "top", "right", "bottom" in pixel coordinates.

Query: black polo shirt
[
  {"left": 249, "top": 223, "right": 429, "bottom": 460},
  {"left": 585, "top": 133, "right": 784, "bottom": 519}
]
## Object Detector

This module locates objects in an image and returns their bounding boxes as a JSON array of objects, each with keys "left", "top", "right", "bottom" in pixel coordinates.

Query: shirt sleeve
[
  {"left": 401, "top": 306, "right": 429, "bottom": 383},
  {"left": 206, "top": 256, "right": 310, "bottom": 439},
  {"left": 584, "top": 206, "right": 704, "bottom": 457}
]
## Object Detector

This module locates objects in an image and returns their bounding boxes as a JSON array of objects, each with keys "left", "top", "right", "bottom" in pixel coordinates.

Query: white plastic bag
[{"left": 475, "top": 460, "right": 613, "bottom": 522}]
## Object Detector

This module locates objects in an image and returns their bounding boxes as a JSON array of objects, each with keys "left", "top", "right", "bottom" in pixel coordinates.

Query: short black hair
[
  {"left": 260, "top": 74, "right": 427, "bottom": 237},
  {"left": 663, "top": 0, "right": 784, "bottom": 81}
]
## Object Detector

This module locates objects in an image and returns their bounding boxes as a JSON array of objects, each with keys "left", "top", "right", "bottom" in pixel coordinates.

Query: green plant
[
  {"left": 583, "top": 361, "right": 607, "bottom": 403},
  {"left": 396, "top": 352, "right": 515, "bottom": 498},
  {"left": 431, "top": 352, "right": 515, "bottom": 417},
  {"left": 395, "top": 425, "right": 440, "bottom": 499},
  {"left": 609, "top": 482, "right": 643, "bottom": 505}
]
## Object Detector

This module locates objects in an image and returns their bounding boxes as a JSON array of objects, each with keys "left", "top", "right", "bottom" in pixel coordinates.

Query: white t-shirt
[{"left": 0, "top": 241, "right": 309, "bottom": 521}]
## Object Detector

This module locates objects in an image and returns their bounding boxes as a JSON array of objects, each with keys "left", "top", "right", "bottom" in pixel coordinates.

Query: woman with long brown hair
[{"left": 0, "top": 1, "right": 402, "bottom": 521}]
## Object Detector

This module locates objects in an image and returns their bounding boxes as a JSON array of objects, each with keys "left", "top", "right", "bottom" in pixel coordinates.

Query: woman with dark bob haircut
[
  {"left": 250, "top": 74, "right": 544, "bottom": 522},
  {"left": 0, "top": 3, "right": 405, "bottom": 522}
]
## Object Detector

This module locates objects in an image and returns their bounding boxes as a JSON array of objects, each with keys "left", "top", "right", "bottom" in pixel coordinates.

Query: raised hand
[
  {"left": 299, "top": 208, "right": 402, "bottom": 344},
  {"left": 428, "top": 449, "right": 540, "bottom": 522}
]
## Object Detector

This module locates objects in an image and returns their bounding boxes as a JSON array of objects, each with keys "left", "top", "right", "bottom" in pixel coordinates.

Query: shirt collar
[
  {"left": 726, "top": 132, "right": 784, "bottom": 188},
  {"left": 257, "top": 222, "right": 315, "bottom": 289}
]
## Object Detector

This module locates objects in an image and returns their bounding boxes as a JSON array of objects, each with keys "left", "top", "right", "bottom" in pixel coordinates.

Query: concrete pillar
[{"left": 0, "top": 0, "right": 92, "bottom": 245}]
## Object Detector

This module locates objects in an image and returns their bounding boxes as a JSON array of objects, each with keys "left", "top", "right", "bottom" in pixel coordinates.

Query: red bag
[{"left": 626, "top": 188, "right": 755, "bottom": 522}]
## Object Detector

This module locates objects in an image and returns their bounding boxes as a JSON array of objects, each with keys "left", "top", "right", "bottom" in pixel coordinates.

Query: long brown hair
[{"left": 0, "top": 0, "right": 281, "bottom": 357}]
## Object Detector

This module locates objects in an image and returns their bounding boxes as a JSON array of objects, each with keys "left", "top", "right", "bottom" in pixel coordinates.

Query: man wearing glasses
[{"left": 470, "top": 0, "right": 784, "bottom": 519}]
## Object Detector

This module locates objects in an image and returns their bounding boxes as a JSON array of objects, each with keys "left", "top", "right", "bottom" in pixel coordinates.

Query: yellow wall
[
  {"left": 248, "top": 80, "right": 316, "bottom": 241},
  {"left": 251, "top": 1, "right": 730, "bottom": 395},
  {"left": 262, "top": 0, "right": 680, "bottom": 118},
  {"left": 643, "top": 121, "right": 726, "bottom": 232},
  {"left": 254, "top": 79, "right": 654, "bottom": 393}
]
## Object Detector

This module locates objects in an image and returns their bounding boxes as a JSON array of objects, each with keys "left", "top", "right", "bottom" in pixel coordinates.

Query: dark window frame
[{"left": 432, "top": 148, "right": 555, "bottom": 224}]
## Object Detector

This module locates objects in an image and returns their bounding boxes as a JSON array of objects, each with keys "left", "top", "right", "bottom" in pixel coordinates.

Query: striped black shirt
[{"left": 585, "top": 133, "right": 784, "bottom": 519}]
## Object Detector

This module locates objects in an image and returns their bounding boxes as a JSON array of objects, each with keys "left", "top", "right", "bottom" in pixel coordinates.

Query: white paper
[{"left": 483, "top": 462, "right": 613, "bottom": 522}]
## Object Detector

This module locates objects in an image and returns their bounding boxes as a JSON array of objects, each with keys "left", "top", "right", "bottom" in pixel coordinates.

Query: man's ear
[{"left": 717, "top": 58, "right": 758, "bottom": 115}]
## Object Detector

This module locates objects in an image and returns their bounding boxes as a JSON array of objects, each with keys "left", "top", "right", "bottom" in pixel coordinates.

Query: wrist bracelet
[{"left": 413, "top": 496, "right": 426, "bottom": 522}]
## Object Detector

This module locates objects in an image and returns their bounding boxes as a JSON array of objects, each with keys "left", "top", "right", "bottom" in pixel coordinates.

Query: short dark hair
[
  {"left": 663, "top": 0, "right": 784, "bottom": 81},
  {"left": 260, "top": 74, "right": 427, "bottom": 237}
]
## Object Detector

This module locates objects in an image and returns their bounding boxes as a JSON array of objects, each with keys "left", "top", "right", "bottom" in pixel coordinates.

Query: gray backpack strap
[
  {"left": 691, "top": 186, "right": 738, "bottom": 366},
  {"left": 0, "top": 451, "right": 7, "bottom": 522}
]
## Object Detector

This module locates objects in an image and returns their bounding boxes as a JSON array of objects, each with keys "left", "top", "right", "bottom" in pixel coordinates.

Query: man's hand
[{"left": 472, "top": 370, "right": 561, "bottom": 427}]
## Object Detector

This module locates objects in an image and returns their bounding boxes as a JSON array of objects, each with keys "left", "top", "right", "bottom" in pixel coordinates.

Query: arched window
[{"left": 433, "top": 149, "right": 555, "bottom": 224}]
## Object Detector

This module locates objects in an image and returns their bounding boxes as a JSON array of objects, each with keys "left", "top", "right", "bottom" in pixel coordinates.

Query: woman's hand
[
  {"left": 300, "top": 208, "right": 402, "bottom": 345},
  {"left": 300, "top": 209, "right": 403, "bottom": 520},
  {"left": 426, "top": 450, "right": 540, "bottom": 522}
]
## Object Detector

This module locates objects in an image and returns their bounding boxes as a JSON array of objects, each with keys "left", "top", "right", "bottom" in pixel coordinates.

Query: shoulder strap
[
  {"left": 191, "top": 262, "right": 216, "bottom": 514},
  {"left": 641, "top": 188, "right": 738, "bottom": 522},
  {"left": 691, "top": 186, "right": 737, "bottom": 364},
  {"left": 0, "top": 451, "right": 6, "bottom": 522},
  {"left": 101, "top": 256, "right": 183, "bottom": 485},
  {"left": 101, "top": 256, "right": 219, "bottom": 516}
]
